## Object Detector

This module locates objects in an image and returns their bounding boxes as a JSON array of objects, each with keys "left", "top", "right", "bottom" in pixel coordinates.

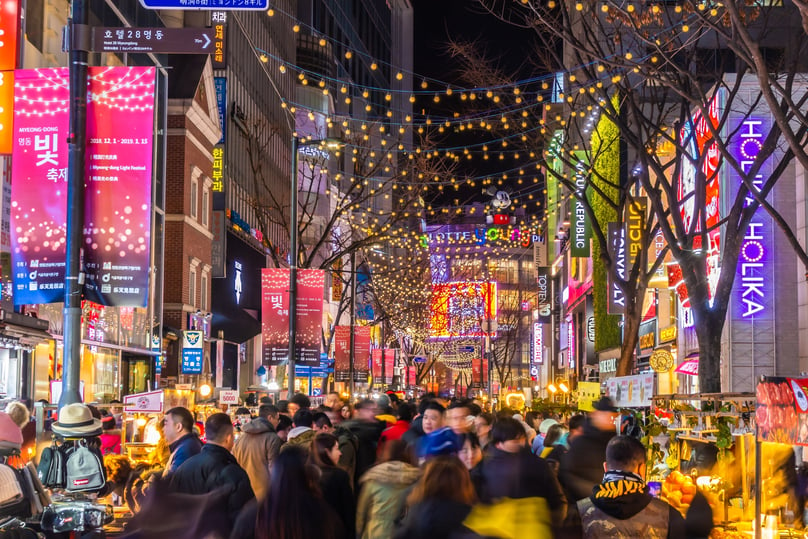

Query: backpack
[
  {"left": 36, "top": 441, "right": 73, "bottom": 489},
  {"left": 65, "top": 441, "right": 106, "bottom": 493},
  {"left": 0, "top": 463, "right": 29, "bottom": 519}
]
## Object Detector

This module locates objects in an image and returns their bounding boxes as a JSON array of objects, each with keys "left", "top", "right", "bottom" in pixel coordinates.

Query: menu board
[{"left": 756, "top": 377, "right": 808, "bottom": 445}]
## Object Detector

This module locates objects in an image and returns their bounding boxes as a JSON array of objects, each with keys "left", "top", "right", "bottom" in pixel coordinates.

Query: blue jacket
[{"left": 164, "top": 433, "right": 202, "bottom": 476}]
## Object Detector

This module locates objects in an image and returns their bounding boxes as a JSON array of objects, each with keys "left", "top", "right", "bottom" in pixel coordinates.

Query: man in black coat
[
  {"left": 169, "top": 412, "right": 255, "bottom": 526},
  {"left": 341, "top": 399, "right": 385, "bottom": 485}
]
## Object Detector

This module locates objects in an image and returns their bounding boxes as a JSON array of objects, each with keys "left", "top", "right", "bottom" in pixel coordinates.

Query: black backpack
[{"left": 36, "top": 441, "right": 73, "bottom": 489}]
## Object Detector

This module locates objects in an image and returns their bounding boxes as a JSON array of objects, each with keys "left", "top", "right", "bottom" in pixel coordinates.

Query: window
[
  {"left": 202, "top": 186, "right": 210, "bottom": 228},
  {"left": 190, "top": 177, "right": 198, "bottom": 220},
  {"left": 189, "top": 266, "right": 197, "bottom": 306},
  {"left": 201, "top": 273, "right": 209, "bottom": 311}
]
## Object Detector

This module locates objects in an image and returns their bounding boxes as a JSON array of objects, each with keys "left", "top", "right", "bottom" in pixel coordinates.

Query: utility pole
[
  {"left": 348, "top": 250, "right": 357, "bottom": 400},
  {"left": 60, "top": 0, "right": 89, "bottom": 410},
  {"left": 287, "top": 137, "right": 299, "bottom": 400}
]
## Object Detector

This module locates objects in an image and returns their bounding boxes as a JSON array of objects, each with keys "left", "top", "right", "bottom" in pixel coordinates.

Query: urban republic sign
[{"left": 140, "top": 0, "right": 268, "bottom": 9}]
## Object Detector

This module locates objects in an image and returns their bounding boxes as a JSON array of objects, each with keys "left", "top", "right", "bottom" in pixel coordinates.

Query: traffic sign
[
  {"left": 458, "top": 346, "right": 476, "bottom": 353},
  {"left": 140, "top": 0, "right": 268, "bottom": 10},
  {"left": 413, "top": 356, "right": 427, "bottom": 363},
  {"left": 92, "top": 27, "right": 215, "bottom": 54}
]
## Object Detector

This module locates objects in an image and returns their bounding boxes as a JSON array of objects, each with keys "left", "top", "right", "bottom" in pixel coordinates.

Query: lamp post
[{"left": 287, "top": 136, "right": 341, "bottom": 400}]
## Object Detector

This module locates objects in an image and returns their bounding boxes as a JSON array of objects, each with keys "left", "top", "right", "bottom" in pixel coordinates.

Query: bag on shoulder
[
  {"left": 65, "top": 441, "right": 105, "bottom": 493},
  {"left": 0, "top": 463, "right": 29, "bottom": 519}
]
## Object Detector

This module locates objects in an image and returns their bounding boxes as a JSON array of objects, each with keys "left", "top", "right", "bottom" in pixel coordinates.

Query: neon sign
[
  {"left": 422, "top": 226, "right": 538, "bottom": 248},
  {"left": 532, "top": 322, "right": 543, "bottom": 367},
  {"left": 428, "top": 281, "right": 498, "bottom": 339},
  {"left": 736, "top": 118, "right": 768, "bottom": 317}
]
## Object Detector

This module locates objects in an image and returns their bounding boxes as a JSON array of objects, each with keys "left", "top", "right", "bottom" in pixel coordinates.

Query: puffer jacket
[
  {"left": 232, "top": 417, "right": 282, "bottom": 500},
  {"left": 280, "top": 427, "right": 316, "bottom": 453},
  {"left": 356, "top": 460, "right": 420, "bottom": 539}
]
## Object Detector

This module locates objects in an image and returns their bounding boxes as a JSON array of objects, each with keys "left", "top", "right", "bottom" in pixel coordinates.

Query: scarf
[{"left": 594, "top": 470, "right": 648, "bottom": 499}]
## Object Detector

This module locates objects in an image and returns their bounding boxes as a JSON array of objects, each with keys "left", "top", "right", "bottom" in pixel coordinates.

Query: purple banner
[
  {"left": 11, "top": 68, "right": 70, "bottom": 305},
  {"left": 83, "top": 67, "right": 155, "bottom": 307}
]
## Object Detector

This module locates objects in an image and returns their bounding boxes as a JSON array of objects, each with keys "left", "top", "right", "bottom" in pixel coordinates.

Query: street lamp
[{"left": 287, "top": 136, "right": 342, "bottom": 400}]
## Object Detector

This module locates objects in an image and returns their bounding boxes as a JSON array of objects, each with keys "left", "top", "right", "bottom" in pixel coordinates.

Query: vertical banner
[
  {"left": 0, "top": 71, "right": 13, "bottom": 155},
  {"left": 353, "top": 325, "right": 371, "bottom": 381},
  {"left": 181, "top": 330, "right": 204, "bottom": 374},
  {"left": 261, "top": 268, "right": 325, "bottom": 366},
  {"left": 83, "top": 67, "right": 155, "bottom": 307},
  {"left": 585, "top": 295, "right": 596, "bottom": 365},
  {"left": 11, "top": 68, "right": 70, "bottom": 305},
  {"left": 607, "top": 222, "right": 626, "bottom": 314},
  {"left": 211, "top": 11, "right": 227, "bottom": 69},
  {"left": 333, "top": 325, "right": 351, "bottom": 381},
  {"left": 533, "top": 231, "right": 547, "bottom": 268},
  {"left": 214, "top": 77, "right": 226, "bottom": 144},
  {"left": 625, "top": 197, "right": 646, "bottom": 268},
  {"left": 536, "top": 266, "right": 552, "bottom": 323},
  {"left": 261, "top": 268, "right": 289, "bottom": 366},
  {"left": 570, "top": 153, "right": 591, "bottom": 257},
  {"left": 295, "top": 269, "right": 325, "bottom": 365},
  {"left": 152, "top": 334, "right": 163, "bottom": 375}
]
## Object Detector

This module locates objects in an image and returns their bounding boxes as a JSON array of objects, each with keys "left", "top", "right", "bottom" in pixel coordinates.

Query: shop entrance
[{"left": 122, "top": 353, "right": 153, "bottom": 395}]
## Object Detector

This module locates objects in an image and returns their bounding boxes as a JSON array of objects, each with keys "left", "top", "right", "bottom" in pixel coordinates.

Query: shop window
[
  {"left": 202, "top": 185, "right": 210, "bottom": 228},
  {"left": 201, "top": 273, "right": 209, "bottom": 311},
  {"left": 190, "top": 176, "right": 199, "bottom": 220},
  {"left": 189, "top": 266, "right": 197, "bottom": 306}
]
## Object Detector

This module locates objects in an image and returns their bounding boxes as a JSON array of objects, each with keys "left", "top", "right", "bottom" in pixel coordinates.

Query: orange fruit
[{"left": 681, "top": 483, "right": 696, "bottom": 495}]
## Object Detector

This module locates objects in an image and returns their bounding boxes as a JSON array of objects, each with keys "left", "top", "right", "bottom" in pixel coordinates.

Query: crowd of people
[{"left": 0, "top": 392, "right": 716, "bottom": 539}]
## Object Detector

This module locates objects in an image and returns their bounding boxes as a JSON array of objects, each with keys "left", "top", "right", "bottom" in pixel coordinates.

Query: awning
[{"left": 675, "top": 357, "right": 699, "bottom": 376}]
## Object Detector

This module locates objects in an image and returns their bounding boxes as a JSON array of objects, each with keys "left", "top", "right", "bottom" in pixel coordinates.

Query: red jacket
[{"left": 378, "top": 420, "right": 410, "bottom": 456}]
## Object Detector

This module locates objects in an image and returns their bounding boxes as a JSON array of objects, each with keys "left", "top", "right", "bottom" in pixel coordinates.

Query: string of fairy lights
[{"left": 239, "top": 2, "right": 742, "bottom": 370}]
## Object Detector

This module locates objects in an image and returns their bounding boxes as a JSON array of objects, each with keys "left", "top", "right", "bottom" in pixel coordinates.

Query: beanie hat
[
  {"left": 0, "top": 411, "right": 23, "bottom": 448},
  {"left": 418, "top": 427, "right": 460, "bottom": 459}
]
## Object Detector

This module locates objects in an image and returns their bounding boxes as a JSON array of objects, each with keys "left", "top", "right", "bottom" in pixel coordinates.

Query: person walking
[
  {"left": 233, "top": 403, "right": 282, "bottom": 500},
  {"left": 356, "top": 440, "right": 420, "bottom": 539},
  {"left": 169, "top": 413, "right": 255, "bottom": 527},
  {"left": 378, "top": 402, "right": 414, "bottom": 455},
  {"left": 342, "top": 399, "right": 385, "bottom": 484},
  {"left": 311, "top": 432, "right": 355, "bottom": 535},
  {"left": 393, "top": 456, "right": 479, "bottom": 539},
  {"left": 281, "top": 408, "right": 316, "bottom": 453},
  {"left": 162, "top": 406, "right": 202, "bottom": 477},
  {"left": 466, "top": 416, "right": 566, "bottom": 538},
  {"left": 230, "top": 445, "right": 344, "bottom": 539},
  {"left": 571, "top": 435, "right": 687, "bottom": 538}
]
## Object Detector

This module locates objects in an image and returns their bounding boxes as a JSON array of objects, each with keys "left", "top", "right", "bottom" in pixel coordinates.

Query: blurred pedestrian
[
  {"left": 343, "top": 399, "right": 385, "bottom": 484},
  {"left": 314, "top": 412, "right": 359, "bottom": 488},
  {"left": 276, "top": 414, "right": 293, "bottom": 442},
  {"left": 170, "top": 413, "right": 254, "bottom": 527},
  {"left": 468, "top": 416, "right": 565, "bottom": 536},
  {"left": 394, "top": 456, "right": 478, "bottom": 539},
  {"left": 287, "top": 393, "right": 311, "bottom": 417},
  {"left": 100, "top": 415, "right": 122, "bottom": 455},
  {"left": 230, "top": 445, "right": 344, "bottom": 539},
  {"left": 473, "top": 413, "right": 493, "bottom": 450},
  {"left": 378, "top": 402, "right": 414, "bottom": 455},
  {"left": 233, "top": 404, "right": 282, "bottom": 500},
  {"left": 533, "top": 418, "right": 558, "bottom": 454},
  {"left": 446, "top": 400, "right": 473, "bottom": 436},
  {"left": 311, "top": 432, "right": 355, "bottom": 534},
  {"left": 357, "top": 440, "right": 420, "bottom": 539}
]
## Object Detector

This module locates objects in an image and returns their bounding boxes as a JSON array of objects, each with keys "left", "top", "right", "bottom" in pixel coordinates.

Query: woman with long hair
[
  {"left": 356, "top": 439, "right": 420, "bottom": 539},
  {"left": 310, "top": 432, "right": 355, "bottom": 535},
  {"left": 394, "top": 456, "right": 478, "bottom": 539},
  {"left": 230, "top": 445, "right": 344, "bottom": 539}
]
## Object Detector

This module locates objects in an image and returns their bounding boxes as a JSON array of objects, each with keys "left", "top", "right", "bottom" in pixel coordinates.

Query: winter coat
[
  {"left": 342, "top": 419, "right": 385, "bottom": 484},
  {"left": 169, "top": 443, "right": 255, "bottom": 526},
  {"left": 319, "top": 465, "right": 356, "bottom": 535},
  {"left": 356, "top": 460, "right": 420, "bottom": 539},
  {"left": 334, "top": 425, "right": 359, "bottom": 488},
  {"left": 572, "top": 472, "right": 687, "bottom": 539},
  {"left": 400, "top": 417, "right": 423, "bottom": 448},
  {"left": 559, "top": 423, "right": 615, "bottom": 501},
  {"left": 232, "top": 417, "right": 282, "bottom": 500},
  {"left": 164, "top": 432, "right": 203, "bottom": 477},
  {"left": 280, "top": 427, "right": 315, "bottom": 453},
  {"left": 477, "top": 446, "right": 566, "bottom": 526},
  {"left": 394, "top": 498, "right": 479, "bottom": 539}
]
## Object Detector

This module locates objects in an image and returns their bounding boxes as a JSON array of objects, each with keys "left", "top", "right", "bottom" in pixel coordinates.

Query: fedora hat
[{"left": 52, "top": 403, "right": 102, "bottom": 437}]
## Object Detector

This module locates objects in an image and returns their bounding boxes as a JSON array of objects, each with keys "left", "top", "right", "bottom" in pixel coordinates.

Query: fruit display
[
  {"left": 660, "top": 470, "right": 697, "bottom": 515},
  {"left": 708, "top": 528, "right": 747, "bottom": 539}
]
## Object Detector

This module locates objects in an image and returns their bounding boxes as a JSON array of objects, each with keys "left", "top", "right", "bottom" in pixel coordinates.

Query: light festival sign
[
  {"left": 734, "top": 116, "right": 771, "bottom": 318},
  {"left": 422, "top": 226, "right": 539, "bottom": 248}
]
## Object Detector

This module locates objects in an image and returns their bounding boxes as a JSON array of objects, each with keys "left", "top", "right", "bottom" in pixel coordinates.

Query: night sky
[{"left": 411, "top": 0, "right": 539, "bottom": 208}]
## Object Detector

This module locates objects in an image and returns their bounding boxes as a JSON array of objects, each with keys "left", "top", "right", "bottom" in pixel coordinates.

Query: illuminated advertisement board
[{"left": 429, "top": 281, "right": 497, "bottom": 338}]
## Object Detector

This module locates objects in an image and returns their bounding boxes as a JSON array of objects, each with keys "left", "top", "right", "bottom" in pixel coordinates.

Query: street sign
[
  {"left": 92, "top": 27, "right": 215, "bottom": 54},
  {"left": 413, "top": 356, "right": 427, "bottom": 363},
  {"left": 458, "top": 346, "right": 476, "bottom": 354},
  {"left": 139, "top": 0, "right": 268, "bottom": 10},
  {"left": 219, "top": 389, "right": 239, "bottom": 405}
]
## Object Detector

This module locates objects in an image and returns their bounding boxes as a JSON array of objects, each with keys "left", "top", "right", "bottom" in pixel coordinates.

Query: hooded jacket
[
  {"left": 356, "top": 460, "right": 420, "bottom": 539},
  {"left": 575, "top": 471, "right": 686, "bottom": 539},
  {"left": 280, "top": 427, "right": 315, "bottom": 453},
  {"left": 169, "top": 443, "right": 255, "bottom": 526},
  {"left": 394, "top": 498, "right": 479, "bottom": 539},
  {"left": 232, "top": 417, "right": 282, "bottom": 500}
]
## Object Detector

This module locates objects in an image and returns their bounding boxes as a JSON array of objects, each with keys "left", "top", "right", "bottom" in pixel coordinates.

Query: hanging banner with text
[
  {"left": 83, "top": 66, "right": 155, "bottom": 307},
  {"left": 11, "top": 67, "right": 155, "bottom": 307},
  {"left": 570, "top": 152, "right": 591, "bottom": 257},
  {"left": 261, "top": 268, "right": 325, "bottom": 366},
  {"left": 607, "top": 222, "right": 626, "bottom": 314},
  {"left": 353, "top": 326, "right": 371, "bottom": 382},
  {"left": 536, "top": 266, "right": 552, "bottom": 323},
  {"left": 372, "top": 348, "right": 395, "bottom": 384},
  {"left": 11, "top": 68, "right": 70, "bottom": 304},
  {"left": 625, "top": 197, "right": 646, "bottom": 268},
  {"left": 334, "top": 325, "right": 371, "bottom": 383}
]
